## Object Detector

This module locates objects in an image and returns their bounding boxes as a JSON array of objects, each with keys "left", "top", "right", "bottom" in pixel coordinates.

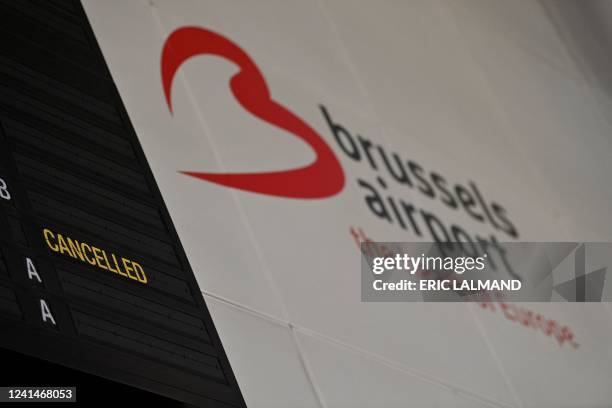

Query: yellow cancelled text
[{"left": 42, "top": 228, "right": 147, "bottom": 284}]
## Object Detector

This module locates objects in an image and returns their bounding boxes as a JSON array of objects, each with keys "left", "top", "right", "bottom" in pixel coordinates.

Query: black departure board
[{"left": 0, "top": 1, "right": 246, "bottom": 406}]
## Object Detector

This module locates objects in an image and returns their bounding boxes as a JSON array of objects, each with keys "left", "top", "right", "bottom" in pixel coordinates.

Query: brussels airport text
[{"left": 321, "top": 106, "right": 519, "bottom": 279}]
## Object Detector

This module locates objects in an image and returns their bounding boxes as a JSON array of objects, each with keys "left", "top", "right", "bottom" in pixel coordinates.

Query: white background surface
[{"left": 83, "top": 1, "right": 612, "bottom": 406}]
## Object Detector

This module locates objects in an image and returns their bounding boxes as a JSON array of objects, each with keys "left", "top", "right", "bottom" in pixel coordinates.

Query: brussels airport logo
[
  {"left": 160, "top": 26, "right": 344, "bottom": 199},
  {"left": 160, "top": 26, "right": 520, "bottom": 254}
]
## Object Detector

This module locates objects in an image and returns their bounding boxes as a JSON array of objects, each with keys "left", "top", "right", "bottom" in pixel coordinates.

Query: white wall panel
[{"left": 83, "top": 1, "right": 612, "bottom": 406}]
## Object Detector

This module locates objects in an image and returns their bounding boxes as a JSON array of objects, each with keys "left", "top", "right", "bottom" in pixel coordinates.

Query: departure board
[{"left": 0, "top": 1, "right": 246, "bottom": 407}]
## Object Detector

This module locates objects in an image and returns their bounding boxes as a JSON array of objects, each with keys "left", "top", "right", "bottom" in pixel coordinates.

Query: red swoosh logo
[{"left": 161, "top": 27, "right": 345, "bottom": 199}]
